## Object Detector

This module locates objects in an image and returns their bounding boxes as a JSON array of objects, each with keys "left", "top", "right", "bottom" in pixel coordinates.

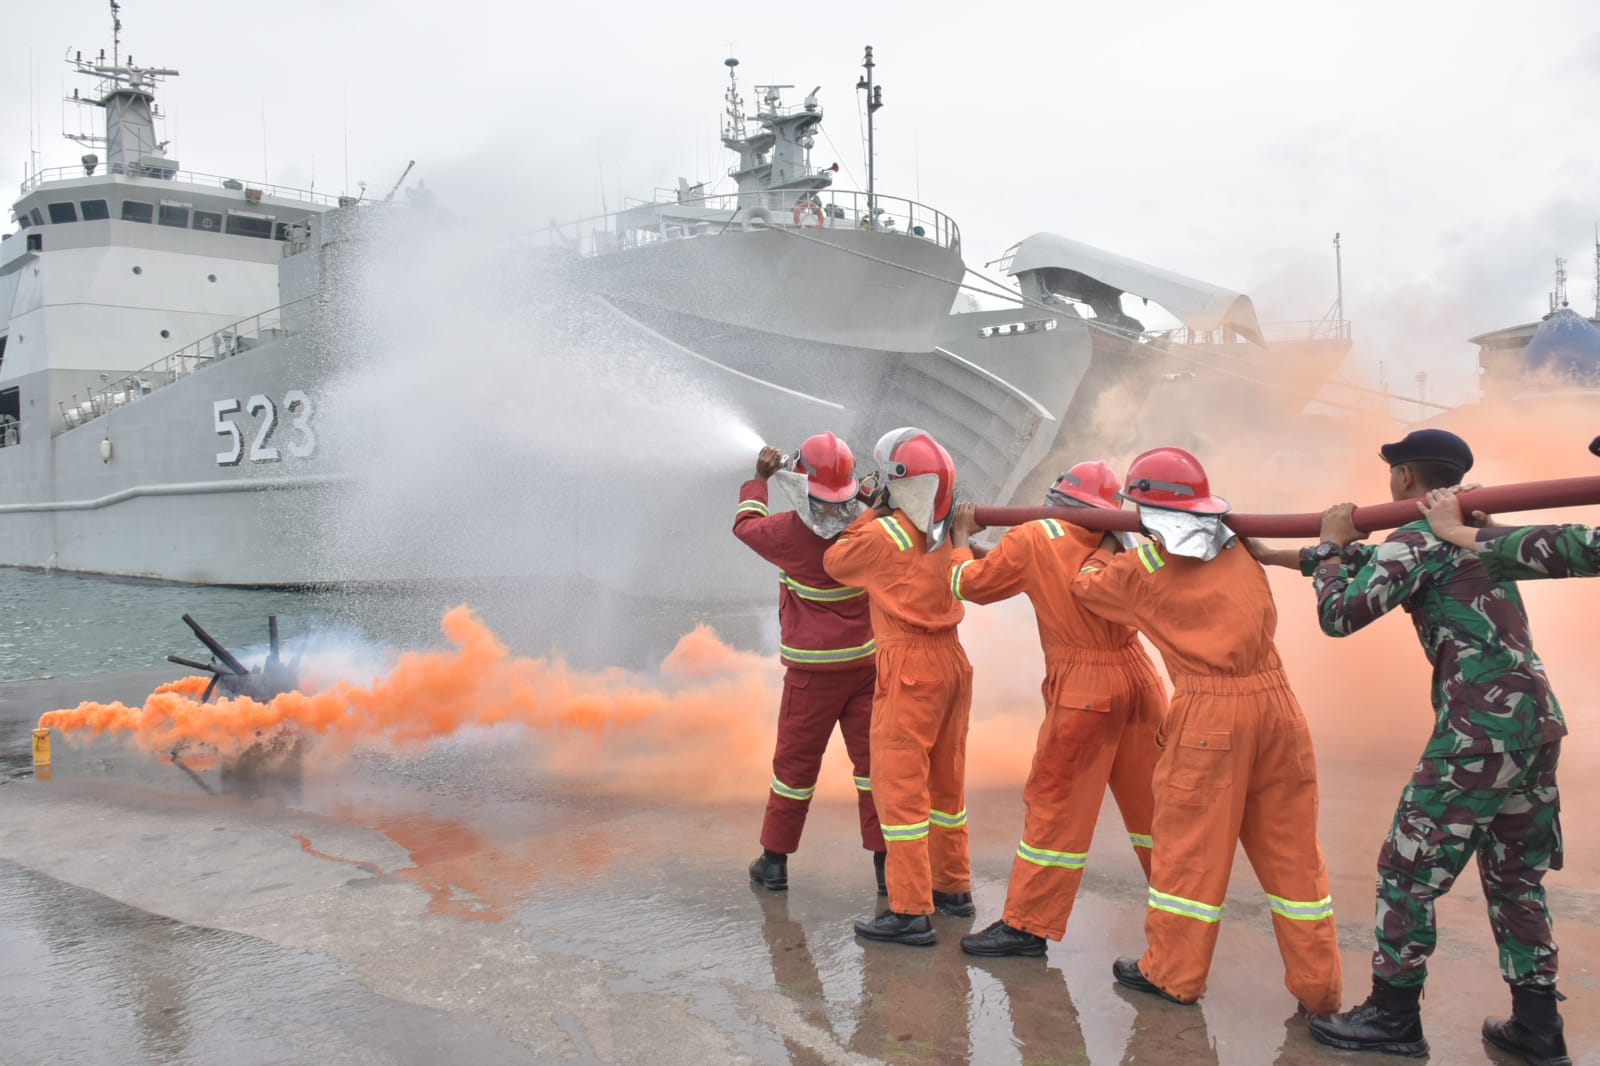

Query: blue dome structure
[{"left": 1523, "top": 307, "right": 1600, "bottom": 377}]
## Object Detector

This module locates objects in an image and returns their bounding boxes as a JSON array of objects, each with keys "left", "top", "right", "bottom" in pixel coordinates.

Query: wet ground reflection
[
  {"left": 4, "top": 702, "right": 1599, "bottom": 1063},
  {"left": 0, "top": 858, "right": 545, "bottom": 1065}
]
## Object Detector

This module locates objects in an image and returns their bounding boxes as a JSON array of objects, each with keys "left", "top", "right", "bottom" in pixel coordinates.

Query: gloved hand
[
  {"left": 756, "top": 446, "right": 784, "bottom": 479},
  {"left": 867, "top": 484, "right": 892, "bottom": 516}
]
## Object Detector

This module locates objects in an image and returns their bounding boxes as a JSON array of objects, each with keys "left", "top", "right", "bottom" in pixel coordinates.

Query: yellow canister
[{"left": 31, "top": 728, "right": 52, "bottom": 767}]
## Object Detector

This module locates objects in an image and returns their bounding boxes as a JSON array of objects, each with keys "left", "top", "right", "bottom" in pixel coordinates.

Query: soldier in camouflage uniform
[{"left": 1251, "top": 428, "right": 1570, "bottom": 1066}]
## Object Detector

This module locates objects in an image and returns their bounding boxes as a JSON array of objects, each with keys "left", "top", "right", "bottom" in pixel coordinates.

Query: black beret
[{"left": 1379, "top": 428, "right": 1473, "bottom": 474}]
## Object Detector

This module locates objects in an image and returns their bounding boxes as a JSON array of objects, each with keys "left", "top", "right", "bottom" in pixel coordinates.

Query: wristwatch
[{"left": 1311, "top": 540, "right": 1343, "bottom": 562}]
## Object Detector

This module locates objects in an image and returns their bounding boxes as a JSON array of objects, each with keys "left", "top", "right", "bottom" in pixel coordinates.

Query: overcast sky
[{"left": 4, "top": 1, "right": 1599, "bottom": 407}]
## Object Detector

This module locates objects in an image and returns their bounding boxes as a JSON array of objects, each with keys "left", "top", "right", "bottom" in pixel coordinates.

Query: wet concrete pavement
[{"left": 2, "top": 671, "right": 1598, "bottom": 1065}]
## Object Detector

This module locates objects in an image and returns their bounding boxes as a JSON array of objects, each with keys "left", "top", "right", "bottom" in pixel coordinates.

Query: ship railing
[
  {"left": 56, "top": 295, "right": 317, "bottom": 434},
  {"left": 20, "top": 164, "right": 342, "bottom": 207},
  {"left": 524, "top": 188, "right": 960, "bottom": 258},
  {"left": 1144, "top": 319, "right": 1354, "bottom": 347}
]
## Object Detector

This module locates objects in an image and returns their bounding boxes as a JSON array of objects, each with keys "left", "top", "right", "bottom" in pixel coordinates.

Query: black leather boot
[
  {"left": 932, "top": 890, "right": 975, "bottom": 917},
  {"left": 853, "top": 910, "right": 937, "bottom": 946},
  {"left": 1112, "top": 956, "right": 1190, "bottom": 1004},
  {"left": 961, "top": 920, "right": 1047, "bottom": 958},
  {"left": 1308, "top": 977, "right": 1427, "bottom": 1057},
  {"left": 873, "top": 850, "right": 887, "bottom": 896},
  {"left": 748, "top": 850, "right": 787, "bottom": 891},
  {"left": 1482, "top": 984, "right": 1571, "bottom": 1066}
]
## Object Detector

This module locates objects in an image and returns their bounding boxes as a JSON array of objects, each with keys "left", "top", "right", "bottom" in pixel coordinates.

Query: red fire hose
[{"left": 971, "top": 476, "right": 1600, "bottom": 538}]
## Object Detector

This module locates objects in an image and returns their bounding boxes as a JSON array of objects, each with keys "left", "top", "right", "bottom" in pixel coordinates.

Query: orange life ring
[{"left": 793, "top": 198, "right": 825, "bottom": 228}]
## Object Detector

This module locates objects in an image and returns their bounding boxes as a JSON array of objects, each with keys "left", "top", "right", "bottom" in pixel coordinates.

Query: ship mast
[
  {"left": 65, "top": 1, "right": 181, "bottom": 178},
  {"left": 1333, "top": 232, "right": 1344, "bottom": 326},
  {"left": 856, "top": 46, "right": 883, "bottom": 225}
]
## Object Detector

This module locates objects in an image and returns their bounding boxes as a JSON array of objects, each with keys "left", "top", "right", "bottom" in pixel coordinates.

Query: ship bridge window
[
  {"left": 80, "top": 199, "right": 109, "bottom": 221},
  {"left": 224, "top": 212, "right": 274, "bottom": 240},
  {"left": 121, "top": 200, "right": 154, "bottom": 224},
  {"left": 192, "top": 210, "right": 221, "bottom": 233},
  {"left": 14, "top": 216, "right": 28, "bottom": 230},
  {"left": 159, "top": 204, "right": 190, "bottom": 228},
  {"left": 48, "top": 202, "right": 78, "bottom": 224},
  {"left": 28, "top": 208, "right": 43, "bottom": 226},
  {"left": 0, "top": 386, "right": 18, "bottom": 448}
]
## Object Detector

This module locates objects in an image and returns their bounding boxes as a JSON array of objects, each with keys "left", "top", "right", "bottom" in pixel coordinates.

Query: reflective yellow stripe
[
  {"left": 1016, "top": 841, "right": 1087, "bottom": 869},
  {"left": 877, "top": 516, "right": 913, "bottom": 551},
  {"left": 770, "top": 775, "right": 815, "bottom": 801},
  {"left": 853, "top": 776, "right": 872, "bottom": 792},
  {"left": 1138, "top": 543, "right": 1165, "bottom": 573},
  {"left": 928, "top": 808, "right": 967, "bottom": 829},
  {"left": 1079, "top": 563, "right": 1103, "bottom": 575},
  {"left": 1148, "top": 887, "right": 1222, "bottom": 923},
  {"left": 778, "top": 571, "right": 865, "bottom": 602},
  {"left": 882, "top": 819, "right": 929, "bottom": 841},
  {"left": 1265, "top": 892, "right": 1334, "bottom": 921},
  {"left": 1128, "top": 833, "right": 1154, "bottom": 849},
  {"left": 737, "top": 499, "right": 769, "bottom": 517},
  {"left": 779, "top": 640, "right": 877, "bottom": 664},
  {"left": 1040, "top": 518, "right": 1066, "bottom": 539},
  {"left": 950, "top": 559, "right": 971, "bottom": 600}
]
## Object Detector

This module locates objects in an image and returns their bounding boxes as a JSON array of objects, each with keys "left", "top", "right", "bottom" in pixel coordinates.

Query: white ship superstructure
[
  {"left": 0, "top": 33, "right": 343, "bottom": 582},
  {"left": 0, "top": 29, "right": 1331, "bottom": 605}
]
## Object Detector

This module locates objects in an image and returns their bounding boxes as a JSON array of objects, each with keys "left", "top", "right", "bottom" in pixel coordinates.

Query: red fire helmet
[
  {"left": 1046, "top": 460, "right": 1122, "bottom": 509},
  {"left": 1119, "top": 446, "right": 1230, "bottom": 514},
  {"left": 873, "top": 427, "right": 956, "bottom": 524},
  {"left": 794, "top": 432, "right": 858, "bottom": 502}
]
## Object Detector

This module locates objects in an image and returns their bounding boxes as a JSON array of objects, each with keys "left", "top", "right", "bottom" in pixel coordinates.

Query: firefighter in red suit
[{"left": 735, "top": 433, "right": 887, "bottom": 894}]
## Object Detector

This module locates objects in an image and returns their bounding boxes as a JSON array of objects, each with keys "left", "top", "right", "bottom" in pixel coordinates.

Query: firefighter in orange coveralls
[
  {"left": 1072, "top": 446, "right": 1342, "bottom": 1015},
  {"left": 823, "top": 427, "right": 974, "bottom": 946},
  {"left": 947, "top": 461, "right": 1168, "bottom": 958},
  {"left": 735, "top": 434, "right": 887, "bottom": 894}
]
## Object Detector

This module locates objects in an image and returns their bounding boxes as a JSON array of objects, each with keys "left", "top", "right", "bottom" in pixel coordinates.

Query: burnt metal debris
[
  {"left": 168, "top": 613, "right": 300, "bottom": 703},
  {"left": 166, "top": 614, "right": 306, "bottom": 794}
]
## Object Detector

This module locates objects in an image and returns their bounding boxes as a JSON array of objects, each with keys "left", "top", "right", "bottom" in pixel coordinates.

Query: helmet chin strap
[{"left": 887, "top": 473, "right": 941, "bottom": 537}]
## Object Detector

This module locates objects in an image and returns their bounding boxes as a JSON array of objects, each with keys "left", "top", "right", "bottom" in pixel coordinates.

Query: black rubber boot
[
  {"left": 853, "top": 910, "right": 937, "bottom": 946},
  {"left": 932, "top": 890, "right": 975, "bottom": 917},
  {"left": 1482, "top": 984, "right": 1571, "bottom": 1066},
  {"left": 1308, "top": 977, "right": 1428, "bottom": 1057},
  {"left": 748, "top": 850, "right": 787, "bottom": 891},
  {"left": 961, "top": 920, "right": 1047, "bottom": 958},
  {"left": 873, "top": 850, "right": 887, "bottom": 896}
]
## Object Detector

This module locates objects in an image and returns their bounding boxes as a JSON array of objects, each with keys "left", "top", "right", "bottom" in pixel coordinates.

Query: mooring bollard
[{"left": 32, "top": 728, "right": 52, "bottom": 781}]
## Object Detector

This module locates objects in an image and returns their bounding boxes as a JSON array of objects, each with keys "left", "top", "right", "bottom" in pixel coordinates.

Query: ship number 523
[{"left": 213, "top": 391, "right": 315, "bottom": 465}]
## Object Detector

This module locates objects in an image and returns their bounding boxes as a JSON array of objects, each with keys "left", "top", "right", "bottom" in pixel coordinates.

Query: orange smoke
[{"left": 41, "top": 607, "right": 786, "bottom": 803}]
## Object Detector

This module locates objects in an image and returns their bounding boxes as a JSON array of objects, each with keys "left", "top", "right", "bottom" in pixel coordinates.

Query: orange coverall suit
[
  {"left": 824, "top": 508, "right": 972, "bottom": 916},
  {"left": 1074, "top": 539, "right": 1342, "bottom": 1012},
  {"left": 950, "top": 518, "right": 1167, "bottom": 940}
]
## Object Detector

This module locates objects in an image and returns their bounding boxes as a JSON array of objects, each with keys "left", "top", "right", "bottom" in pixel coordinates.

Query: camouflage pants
[{"left": 1374, "top": 741, "right": 1562, "bottom": 988}]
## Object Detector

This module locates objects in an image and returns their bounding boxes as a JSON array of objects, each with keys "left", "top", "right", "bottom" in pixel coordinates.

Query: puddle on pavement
[{"left": 0, "top": 858, "right": 542, "bottom": 1066}]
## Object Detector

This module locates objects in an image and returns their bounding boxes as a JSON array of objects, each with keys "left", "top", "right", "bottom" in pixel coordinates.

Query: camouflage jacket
[
  {"left": 1472, "top": 523, "right": 1600, "bottom": 579},
  {"left": 1304, "top": 519, "right": 1566, "bottom": 758}
]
